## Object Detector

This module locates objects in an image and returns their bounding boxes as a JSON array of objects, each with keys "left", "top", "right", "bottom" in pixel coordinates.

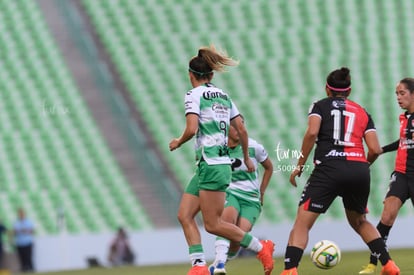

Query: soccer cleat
[
  {"left": 208, "top": 262, "right": 226, "bottom": 275},
  {"left": 380, "top": 260, "right": 400, "bottom": 275},
  {"left": 257, "top": 240, "right": 275, "bottom": 275},
  {"left": 279, "top": 267, "right": 298, "bottom": 275},
  {"left": 359, "top": 263, "right": 376, "bottom": 274},
  {"left": 188, "top": 265, "right": 210, "bottom": 275}
]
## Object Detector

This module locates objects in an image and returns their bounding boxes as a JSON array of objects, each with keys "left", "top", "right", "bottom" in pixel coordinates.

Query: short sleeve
[
  {"left": 308, "top": 101, "right": 322, "bottom": 118},
  {"left": 254, "top": 142, "right": 269, "bottom": 163},
  {"left": 230, "top": 99, "right": 240, "bottom": 120},
  {"left": 365, "top": 113, "right": 376, "bottom": 131},
  {"left": 184, "top": 90, "right": 200, "bottom": 116}
]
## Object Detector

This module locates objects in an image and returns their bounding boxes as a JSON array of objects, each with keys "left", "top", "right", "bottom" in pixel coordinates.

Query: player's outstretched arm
[{"left": 381, "top": 140, "right": 399, "bottom": 154}]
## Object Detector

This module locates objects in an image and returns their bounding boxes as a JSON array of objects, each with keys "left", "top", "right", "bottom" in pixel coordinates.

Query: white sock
[
  {"left": 190, "top": 252, "right": 206, "bottom": 266},
  {"left": 214, "top": 239, "right": 230, "bottom": 264},
  {"left": 246, "top": 236, "right": 263, "bottom": 252}
]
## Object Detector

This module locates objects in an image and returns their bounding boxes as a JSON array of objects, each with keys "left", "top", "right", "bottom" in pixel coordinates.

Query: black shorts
[
  {"left": 299, "top": 160, "right": 370, "bottom": 214},
  {"left": 385, "top": 171, "right": 414, "bottom": 206}
]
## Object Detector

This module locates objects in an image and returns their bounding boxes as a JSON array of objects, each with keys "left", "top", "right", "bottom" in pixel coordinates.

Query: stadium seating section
[
  {"left": 2, "top": 0, "right": 414, "bottom": 234},
  {"left": 0, "top": 0, "right": 152, "bottom": 235},
  {"left": 82, "top": 0, "right": 414, "bottom": 224}
]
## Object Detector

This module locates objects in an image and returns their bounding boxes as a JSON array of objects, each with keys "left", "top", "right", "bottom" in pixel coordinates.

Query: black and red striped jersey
[
  {"left": 395, "top": 112, "right": 414, "bottom": 174},
  {"left": 308, "top": 97, "right": 375, "bottom": 163}
]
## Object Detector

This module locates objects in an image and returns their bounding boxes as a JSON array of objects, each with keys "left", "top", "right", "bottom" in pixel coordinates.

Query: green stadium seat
[{"left": 0, "top": 0, "right": 153, "bottom": 235}]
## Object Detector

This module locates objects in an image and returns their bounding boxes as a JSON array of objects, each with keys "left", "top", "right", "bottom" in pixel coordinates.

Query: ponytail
[{"left": 189, "top": 45, "right": 238, "bottom": 80}]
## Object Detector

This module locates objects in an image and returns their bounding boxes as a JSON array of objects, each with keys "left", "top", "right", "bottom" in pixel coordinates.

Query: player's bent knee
[
  {"left": 381, "top": 212, "right": 397, "bottom": 226},
  {"left": 177, "top": 213, "right": 192, "bottom": 225},
  {"left": 347, "top": 216, "right": 367, "bottom": 232},
  {"left": 203, "top": 221, "right": 222, "bottom": 235},
  {"left": 203, "top": 224, "right": 217, "bottom": 234}
]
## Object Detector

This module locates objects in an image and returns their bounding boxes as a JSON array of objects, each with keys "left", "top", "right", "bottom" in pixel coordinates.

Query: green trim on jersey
[
  {"left": 201, "top": 145, "right": 229, "bottom": 160},
  {"left": 232, "top": 170, "right": 257, "bottom": 182},
  {"left": 227, "top": 188, "right": 260, "bottom": 200}
]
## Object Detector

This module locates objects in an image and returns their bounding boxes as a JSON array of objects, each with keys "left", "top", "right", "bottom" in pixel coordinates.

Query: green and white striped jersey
[
  {"left": 184, "top": 83, "right": 240, "bottom": 165},
  {"left": 227, "top": 138, "right": 268, "bottom": 203}
]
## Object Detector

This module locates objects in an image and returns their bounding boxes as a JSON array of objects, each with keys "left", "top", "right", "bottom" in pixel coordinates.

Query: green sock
[
  {"left": 228, "top": 250, "right": 238, "bottom": 260},
  {"left": 189, "top": 244, "right": 203, "bottom": 254},
  {"left": 240, "top": 233, "right": 253, "bottom": 248}
]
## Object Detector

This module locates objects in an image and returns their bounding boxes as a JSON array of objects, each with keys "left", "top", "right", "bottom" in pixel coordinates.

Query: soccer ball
[{"left": 310, "top": 240, "right": 341, "bottom": 269}]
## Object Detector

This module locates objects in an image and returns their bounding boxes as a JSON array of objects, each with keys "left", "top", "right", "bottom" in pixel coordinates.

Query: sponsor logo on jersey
[
  {"left": 212, "top": 102, "right": 229, "bottom": 112},
  {"left": 325, "top": 149, "right": 363, "bottom": 157},
  {"left": 202, "top": 91, "right": 228, "bottom": 101},
  {"left": 332, "top": 100, "right": 346, "bottom": 108},
  {"left": 185, "top": 100, "right": 193, "bottom": 110},
  {"left": 400, "top": 138, "right": 414, "bottom": 149},
  {"left": 400, "top": 138, "right": 414, "bottom": 145},
  {"left": 230, "top": 158, "right": 242, "bottom": 171},
  {"left": 334, "top": 139, "right": 355, "bottom": 146}
]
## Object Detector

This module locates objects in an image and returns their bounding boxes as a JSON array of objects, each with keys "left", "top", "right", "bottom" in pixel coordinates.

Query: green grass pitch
[{"left": 34, "top": 248, "right": 413, "bottom": 275}]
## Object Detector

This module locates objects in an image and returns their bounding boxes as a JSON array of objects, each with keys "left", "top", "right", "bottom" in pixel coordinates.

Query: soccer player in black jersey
[
  {"left": 359, "top": 78, "right": 414, "bottom": 274},
  {"left": 279, "top": 68, "right": 400, "bottom": 275}
]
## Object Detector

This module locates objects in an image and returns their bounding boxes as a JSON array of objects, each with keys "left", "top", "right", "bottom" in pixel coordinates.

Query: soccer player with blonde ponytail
[{"left": 169, "top": 45, "right": 275, "bottom": 275}]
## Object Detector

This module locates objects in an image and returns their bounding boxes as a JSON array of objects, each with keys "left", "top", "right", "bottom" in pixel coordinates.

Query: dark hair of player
[
  {"left": 326, "top": 67, "right": 351, "bottom": 97},
  {"left": 399, "top": 78, "right": 414, "bottom": 93}
]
